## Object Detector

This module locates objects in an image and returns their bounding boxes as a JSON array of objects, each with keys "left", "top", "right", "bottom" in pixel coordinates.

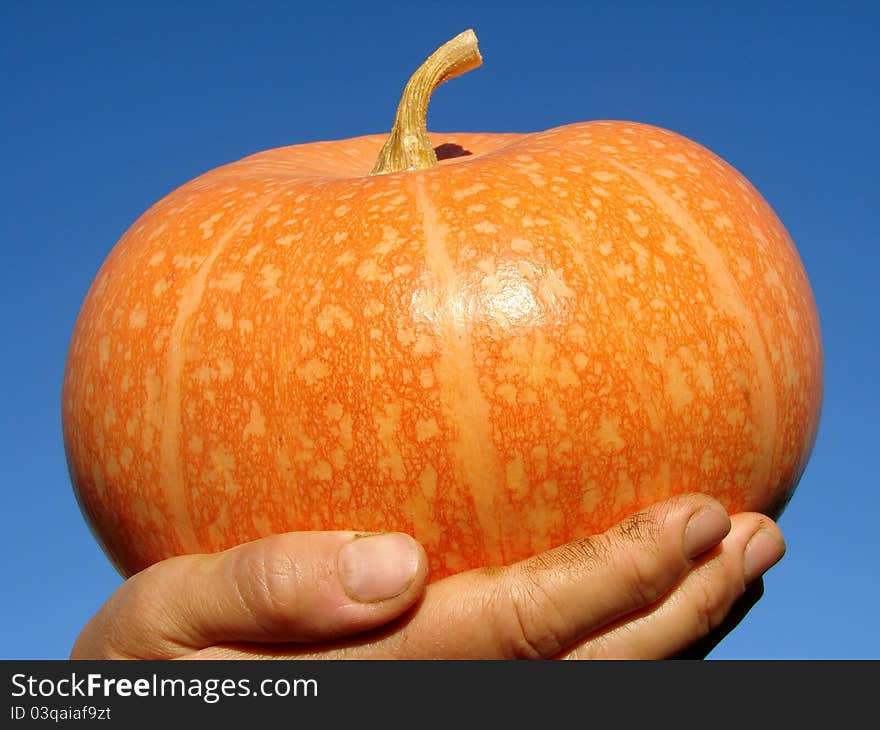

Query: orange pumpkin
[{"left": 62, "top": 31, "right": 822, "bottom": 580}]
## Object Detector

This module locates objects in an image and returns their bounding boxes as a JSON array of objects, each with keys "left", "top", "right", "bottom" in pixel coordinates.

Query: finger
[
  {"left": 70, "top": 531, "right": 428, "bottom": 659},
  {"left": 672, "top": 579, "right": 765, "bottom": 660},
  {"left": 232, "top": 493, "right": 733, "bottom": 659},
  {"left": 560, "top": 513, "right": 785, "bottom": 659}
]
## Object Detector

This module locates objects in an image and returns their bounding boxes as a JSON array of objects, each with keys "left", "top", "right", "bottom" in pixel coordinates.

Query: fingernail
[
  {"left": 744, "top": 529, "right": 785, "bottom": 583},
  {"left": 337, "top": 533, "right": 421, "bottom": 603},
  {"left": 684, "top": 505, "right": 731, "bottom": 560}
]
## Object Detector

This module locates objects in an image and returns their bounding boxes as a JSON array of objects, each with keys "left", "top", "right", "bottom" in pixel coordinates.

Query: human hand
[{"left": 70, "top": 494, "right": 784, "bottom": 659}]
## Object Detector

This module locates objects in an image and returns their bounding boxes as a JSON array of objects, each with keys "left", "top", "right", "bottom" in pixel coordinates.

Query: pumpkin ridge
[
  {"left": 605, "top": 157, "right": 778, "bottom": 503},
  {"left": 413, "top": 174, "right": 504, "bottom": 567},
  {"left": 160, "top": 188, "right": 288, "bottom": 551}
]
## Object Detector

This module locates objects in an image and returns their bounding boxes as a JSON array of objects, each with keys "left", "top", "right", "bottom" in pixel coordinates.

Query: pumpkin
[{"left": 62, "top": 30, "right": 822, "bottom": 580}]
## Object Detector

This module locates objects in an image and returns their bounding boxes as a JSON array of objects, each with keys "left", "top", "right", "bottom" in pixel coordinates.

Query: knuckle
[
  {"left": 491, "top": 562, "right": 573, "bottom": 660},
  {"left": 689, "top": 570, "right": 735, "bottom": 637},
  {"left": 753, "top": 516, "right": 783, "bottom": 541},
  {"left": 616, "top": 508, "right": 663, "bottom": 546},
  {"left": 603, "top": 507, "right": 677, "bottom": 608},
  {"left": 618, "top": 545, "right": 669, "bottom": 607},
  {"left": 119, "top": 564, "right": 158, "bottom": 611},
  {"left": 548, "top": 536, "right": 611, "bottom": 572},
  {"left": 124, "top": 562, "right": 180, "bottom": 631},
  {"left": 231, "top": 540, "right": 301, "bottom": 633}
]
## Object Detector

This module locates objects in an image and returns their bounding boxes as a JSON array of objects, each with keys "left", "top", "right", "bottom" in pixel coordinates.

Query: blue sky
[{"left": 2, "top": 0, "right": 877, "bottom": 659}]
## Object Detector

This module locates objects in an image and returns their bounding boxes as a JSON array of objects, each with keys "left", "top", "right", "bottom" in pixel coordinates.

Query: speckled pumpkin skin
[{"left": 62, "top": 122, "right": 823, "bottom": 580}]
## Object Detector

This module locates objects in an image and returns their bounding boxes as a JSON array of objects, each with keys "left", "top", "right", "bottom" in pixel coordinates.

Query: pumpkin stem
[{"left": 371, "top": 30, "right": 482, "bottom": 175}]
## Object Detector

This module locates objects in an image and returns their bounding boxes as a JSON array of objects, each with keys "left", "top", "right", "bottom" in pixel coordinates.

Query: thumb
[{"left": 71, "top": 531, "right": 428, "bottom": 659}]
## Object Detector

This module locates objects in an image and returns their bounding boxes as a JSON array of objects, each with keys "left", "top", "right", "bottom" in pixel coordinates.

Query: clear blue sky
[{"left": 2, "top": 0, "right": 877, "bottom": 659}]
